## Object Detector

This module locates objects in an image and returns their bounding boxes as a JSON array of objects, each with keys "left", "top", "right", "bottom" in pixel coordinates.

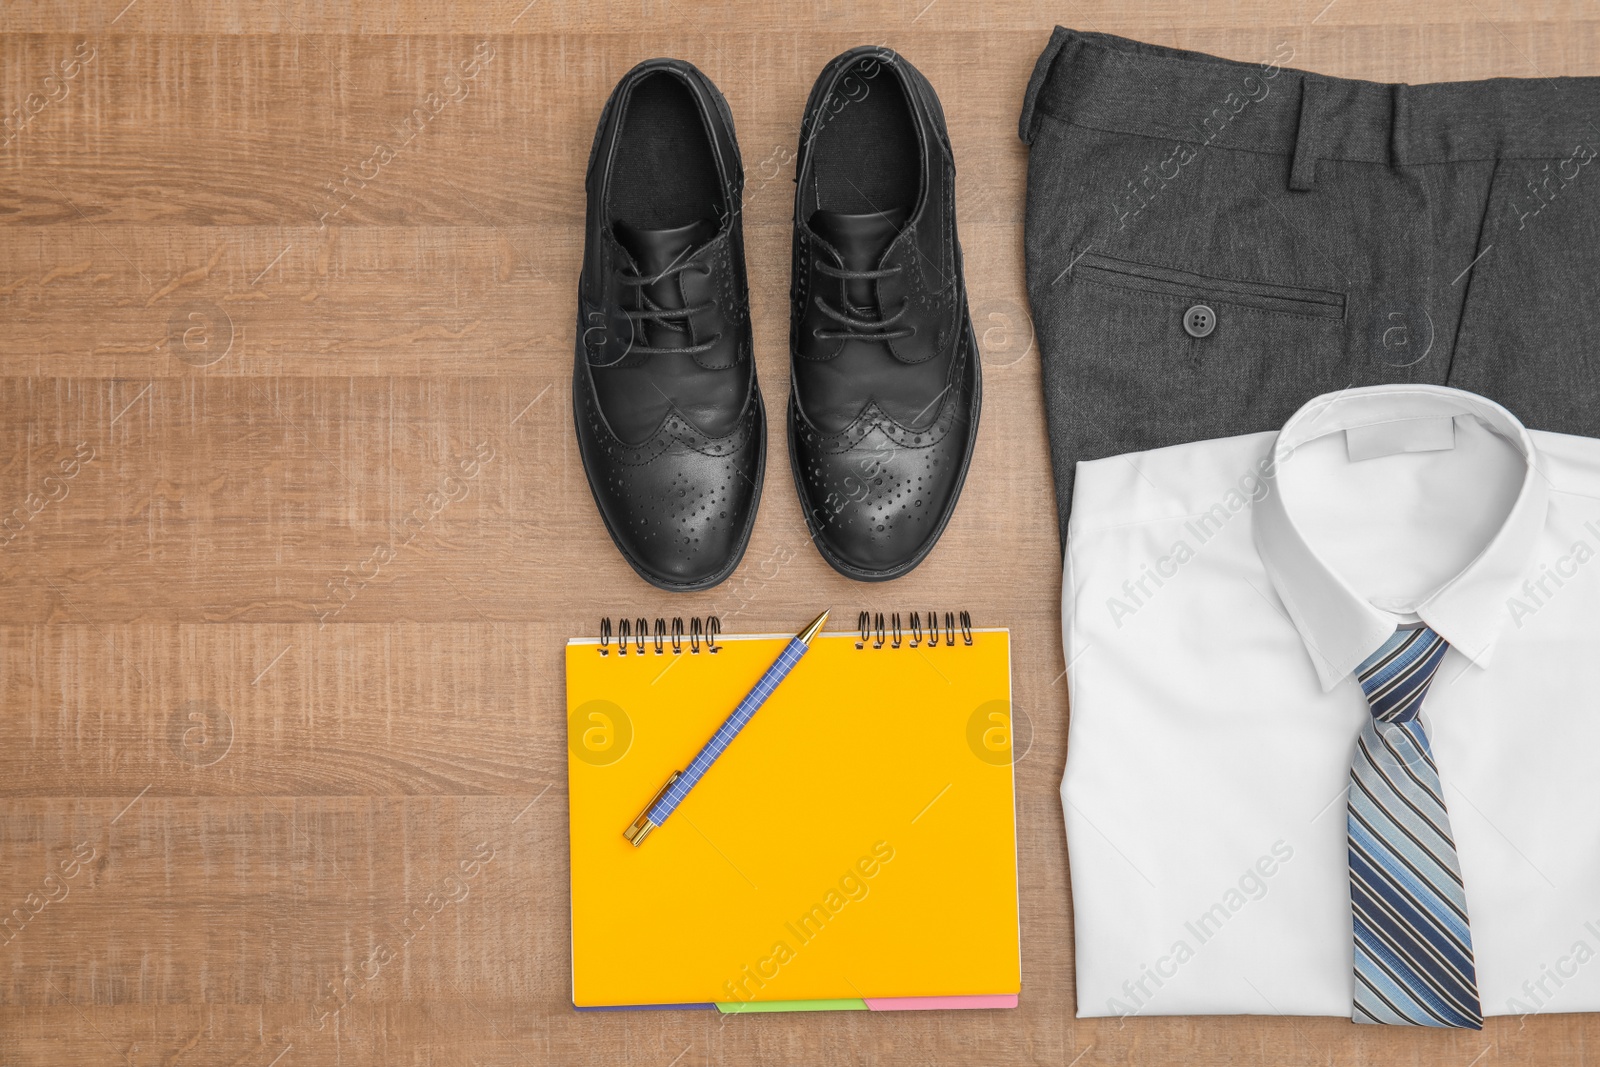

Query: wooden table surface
[{"left": 2, "top": 1, "right": 1596, "bottom": 1064}]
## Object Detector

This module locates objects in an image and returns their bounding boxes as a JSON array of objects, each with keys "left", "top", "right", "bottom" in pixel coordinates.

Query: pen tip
[{"left": 798, "top": 609, "right": 829, "bottom": 645}]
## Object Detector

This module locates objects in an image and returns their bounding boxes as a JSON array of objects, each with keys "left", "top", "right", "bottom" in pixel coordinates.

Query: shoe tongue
[
  {"left": 614, "top": 217, "right": 717, "bottom": 275},
  {"left": 613, "top": 217, "right": 718, "bottom": 353},
  {"left": 809, "top": 207, "right": 909, "bottom": 312},
  {"left": 810, "top": 208, "right": 908, "bottom": 268}
]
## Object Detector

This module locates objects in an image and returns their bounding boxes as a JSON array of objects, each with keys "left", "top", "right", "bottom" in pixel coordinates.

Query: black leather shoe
[
  {"left": 575, "top": 59, "right": 764, "bottom": 592},
  {"left": 788, "top": 47, "right": 981, "bottom": 582}
]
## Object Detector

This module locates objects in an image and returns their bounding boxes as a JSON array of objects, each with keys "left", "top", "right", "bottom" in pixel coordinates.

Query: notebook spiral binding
[
  {"left": 856, "top": 610, "right": 973, "bottom": 650},
  {"left": 597, "top": 611, "right": 974, "bottom": 655},
  {"left": 598, "top": 616, "right": 721, "bottom": 656}
]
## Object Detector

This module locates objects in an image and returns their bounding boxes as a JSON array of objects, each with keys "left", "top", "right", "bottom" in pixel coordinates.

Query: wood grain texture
[{"left": 0, "top": 2, "right": 1595, "bottom": 1064}]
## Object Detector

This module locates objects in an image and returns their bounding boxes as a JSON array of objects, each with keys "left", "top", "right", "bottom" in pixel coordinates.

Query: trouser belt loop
[
  {"left": 1390, "top": 83, "right": 1408, "bottom": 167},
  {"left": 1289, "top": 77, "right": 1320, "bottom": 191}
]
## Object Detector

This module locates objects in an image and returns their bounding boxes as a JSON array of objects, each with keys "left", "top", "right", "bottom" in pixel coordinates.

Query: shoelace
[
  {"left": 812, "top": 261, "right": 916, "bottom": 342},
  {"left": 617, "top": 260, "right": 720, "bottom": 356}
]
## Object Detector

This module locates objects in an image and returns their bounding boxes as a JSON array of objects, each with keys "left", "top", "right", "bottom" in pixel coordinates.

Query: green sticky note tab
[{"left": 716, "top": 998, "right": 869, "bottom": 1014}]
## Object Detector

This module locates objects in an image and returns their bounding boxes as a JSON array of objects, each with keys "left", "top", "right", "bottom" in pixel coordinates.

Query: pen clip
[{"left": 624, "top": 770, "right": 681, "bottom": 847}]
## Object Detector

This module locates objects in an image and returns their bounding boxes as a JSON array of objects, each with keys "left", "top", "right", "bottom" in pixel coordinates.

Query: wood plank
[
  {"left": 0, "top": 220, "right": 1026, "bottom": 375},
  {"left": 3, "top": 1, "right": 1599, "bottom": 34}
]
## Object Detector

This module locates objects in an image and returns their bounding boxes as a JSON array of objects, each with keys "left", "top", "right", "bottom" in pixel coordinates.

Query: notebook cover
[{"left": 566, "top": 629, "right": 1020, "bottom": 1009}]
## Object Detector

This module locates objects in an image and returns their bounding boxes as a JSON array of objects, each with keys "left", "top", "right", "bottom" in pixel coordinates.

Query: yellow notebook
[{"left": 565, "top": 614, "right": 1020, "bottom": 1012}]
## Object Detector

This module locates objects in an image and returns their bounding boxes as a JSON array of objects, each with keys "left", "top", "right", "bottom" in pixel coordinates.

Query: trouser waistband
[{"left": 1020, "top": 28, "right": 1600, "bottom": 188}]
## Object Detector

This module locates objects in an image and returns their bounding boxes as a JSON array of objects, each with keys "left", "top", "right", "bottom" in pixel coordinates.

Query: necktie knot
[{"left": 1355, "top": 626, "right": 1449, "bottom": 723}]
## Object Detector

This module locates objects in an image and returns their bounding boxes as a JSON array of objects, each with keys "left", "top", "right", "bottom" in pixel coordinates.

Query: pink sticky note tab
[{"left": 865, "top": 994, "right": 1018, "bottom": 1011}]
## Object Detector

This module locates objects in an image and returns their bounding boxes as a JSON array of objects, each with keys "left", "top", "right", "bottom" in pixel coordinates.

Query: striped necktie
[{"left": 1348, "top": 626, "right": 1482, "bottom": 1029}]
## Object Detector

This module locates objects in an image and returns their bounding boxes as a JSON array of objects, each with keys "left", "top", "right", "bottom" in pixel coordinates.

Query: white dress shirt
[{"left": 1061, "top": 385, "right": 1600, "bottom": 1020}]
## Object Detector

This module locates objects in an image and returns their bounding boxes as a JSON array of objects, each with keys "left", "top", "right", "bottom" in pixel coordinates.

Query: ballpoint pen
[{"left": 624, "top": 608, "right": 830, "bottom": 847}]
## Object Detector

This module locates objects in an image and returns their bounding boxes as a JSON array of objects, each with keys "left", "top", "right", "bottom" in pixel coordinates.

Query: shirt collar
[{"left": 1253, "top": 385, "right": 1549, "bottom": 692}]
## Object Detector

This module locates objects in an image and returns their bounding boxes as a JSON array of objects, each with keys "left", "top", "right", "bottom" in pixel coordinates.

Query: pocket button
[{"left": 1183, "top": 305, "right": 1216, "bottom": 338}]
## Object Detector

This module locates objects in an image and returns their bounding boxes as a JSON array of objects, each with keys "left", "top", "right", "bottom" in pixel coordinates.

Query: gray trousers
[{"left": 1021, "top": 27, "right": 1600, "bottom": 542}]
